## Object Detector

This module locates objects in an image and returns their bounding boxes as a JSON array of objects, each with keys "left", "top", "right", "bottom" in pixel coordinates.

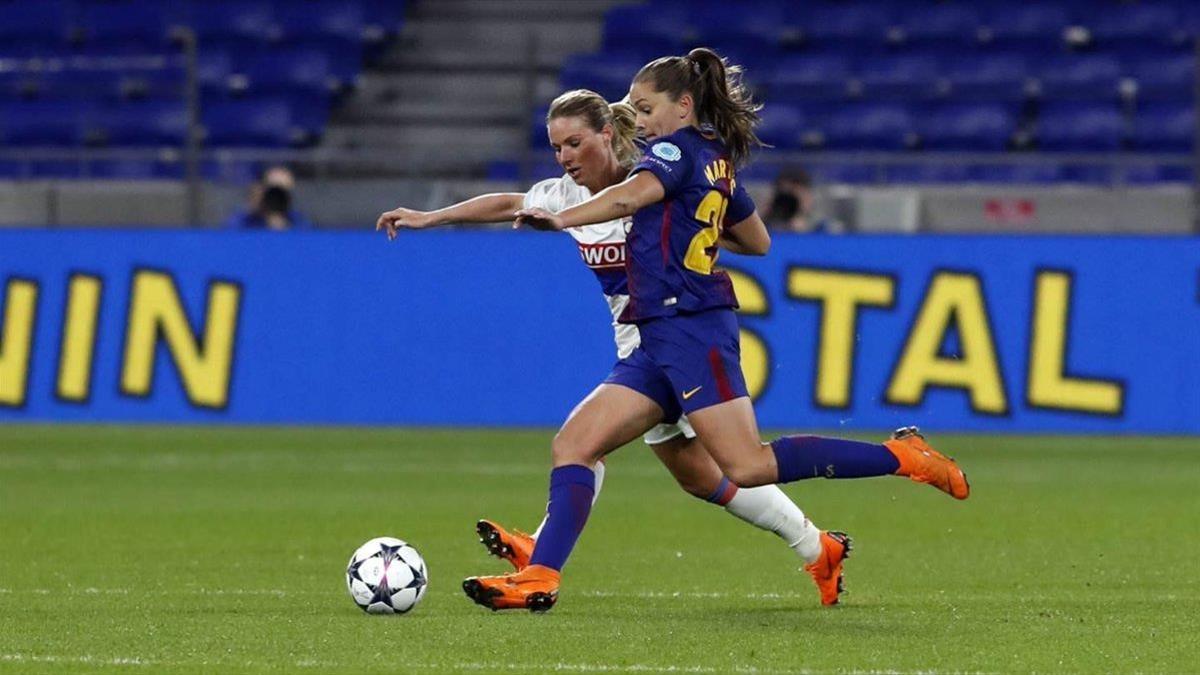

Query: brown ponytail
[
  {"left": 633, "top": 47, "right": 763, "bottom": 167},
  {"left": 547, "top": 89, "right": 641, "bottom": 169}
]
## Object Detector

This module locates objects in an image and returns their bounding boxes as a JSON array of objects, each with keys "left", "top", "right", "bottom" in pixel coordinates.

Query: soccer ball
[{"left": 345, "top": 537, "right": 428, "bottom": 614}]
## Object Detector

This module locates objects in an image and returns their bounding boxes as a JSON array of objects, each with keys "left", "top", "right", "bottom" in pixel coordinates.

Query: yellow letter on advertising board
[
  {"left": 1027, "top": 271, "right": 1123, "bottom": 415},
  {"left": 887, "top": 272, "right": 1008, "bottom": 414},
  {"left": 727, "top": 269, "right": 769, "bottom": 400},
  {"left": 788, "top": 268, "right": 894, "bottom": 408},
  {"left": 0, "top": 279, "right": 38, "bottom": 407},
  {"left": 121, "top": 271, "right": 241, "bottom": 409},
  {"left": 57, "top": 274, "right": 102, "bottom": 402}
]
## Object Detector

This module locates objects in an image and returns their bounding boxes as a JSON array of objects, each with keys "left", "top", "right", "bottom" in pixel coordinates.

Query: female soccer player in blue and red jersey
[
  {"left": 486, "top": 48, "right": 970, "bottom": 611},
  {"left": 379, "top": 90, "right": 839, "bottom": 607}
]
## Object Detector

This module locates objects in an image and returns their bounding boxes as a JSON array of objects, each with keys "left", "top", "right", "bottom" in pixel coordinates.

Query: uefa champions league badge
[{"left": 651, "top": 142, "right": 682, "bottom": 162}]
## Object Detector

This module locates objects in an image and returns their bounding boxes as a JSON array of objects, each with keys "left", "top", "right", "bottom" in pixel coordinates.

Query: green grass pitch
[{"left": 1, "top": 425, "right": 1197, "bottom": 673}]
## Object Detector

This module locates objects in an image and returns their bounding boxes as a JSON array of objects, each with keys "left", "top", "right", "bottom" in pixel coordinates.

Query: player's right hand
[
  {"left": 513, "top": 207, "right": 564, "bottom": 231},
  {"left": 376, "top": 207, "right": 435, "bottom": 240}
]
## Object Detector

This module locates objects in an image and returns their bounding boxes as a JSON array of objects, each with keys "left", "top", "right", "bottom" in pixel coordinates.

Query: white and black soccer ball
[{"left": 346, "top": 537, "right": 428, "bottom": 614}]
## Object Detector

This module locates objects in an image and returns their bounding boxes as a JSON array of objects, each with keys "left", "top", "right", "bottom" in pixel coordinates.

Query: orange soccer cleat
[
  {"left": 476, "top": 519, "right": 535, "bottom": 571},
  {"left": 462, "top": 564, "right": 561, "bottom": 612},
  {"left": 884, "top": 426, "right": 971, "bottom": 500},
  {"left": 803, "top": 530, "right": 852, "bottom": 606}
]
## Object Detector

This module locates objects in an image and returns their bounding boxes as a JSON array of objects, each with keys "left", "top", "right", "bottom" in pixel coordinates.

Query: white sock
[
  {"left": 531, "top": 460, "right": 606, "bottom": 541},
  {"left": 724, "top": 485, "right": 823, "bottom": 564}
]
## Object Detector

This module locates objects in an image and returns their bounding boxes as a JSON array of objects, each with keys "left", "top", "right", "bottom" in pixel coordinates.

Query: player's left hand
[{"left": 513, "top": 207, "right": 563, "bottom": 231}]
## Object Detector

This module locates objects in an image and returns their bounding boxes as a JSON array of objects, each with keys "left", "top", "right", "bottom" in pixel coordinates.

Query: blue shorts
[
  {"left": 604, "top": 348, "right": 683, "bottom": 424},
  {"left": 606, "top": 308, "right": 748, "bottom": 416}
]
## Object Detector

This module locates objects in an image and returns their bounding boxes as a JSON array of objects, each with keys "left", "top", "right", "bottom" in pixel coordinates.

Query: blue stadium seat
[
  {"left": 0, "top": 1, "right": 71, "bottom": 55},
  {"left": 197, "top": 49, "right": 235, "bottom": 95},
  {"left": 701, "top": 43, "right": 778, "bottom": 83},
  {"left": 121, "top": 65, "right": 191, "bottom": 101},
  {"left": 756, "top": 103, "right": 814, "bottom": 150},
  {"left": 87, "top": 158, "right": 185, "bottom": 180},
  {"left": 762, "top": 51, "right": 853, "bottom": 102},
  {"left": 856, "top": 52, "right": 944, "bottom": 100},
  {"left": 202, "top": 98, "right": 294, "bottom": 147},
  {"left": 361, "top": 0, "right": 407, "bottom": 34},
  {"left": 243, "top": 49, "right": 336, "bottom": 94},
  {"left": 38, "top": 68, "right": 134, "bottom": 101},
  {"left": 979, "top": 3, "right": 1071, "bottom": 49},
  {"left": 1088, "top": 2, "right": 1180, "bottom": 48},
  {"left": 26, "top": 160, "right": 86, "bottom": 179},
  {"left": 1129, "top": 102, "right": 1193, "bottom": 152},
  {"left": 529, "top": 104, "right": 550, "bottom": 147},
  {"left": 798, "top": 2, "right": 895, "bottom": 47},
  {"left": 0, "top": 101, "right": 90, "bottom": 146},
  {"left": 272, "top": 1, "right": 366, "bottom": 81},
  {"left": 560, "top": 52, "right": 645, "bottom": 103},
  {"left": 1058, "top": 163, "right": 1114, "bottom": 185},
  {"left": 1123, "top": 164, "right": 1192, "bottom": 184},
  {"left": 884, "top": 163, "right": 974, "bottom": 184},
  {"left": 601, "top": 4, "right": 689, "bottom": 55},
  {"left": 1179, "top": 4, "right": 1200, "bottom": 44},
  {"left": 967, "top": 162, "right": 1064, "bottom": 184},
  {"left": 72, "top": 1, "right": 175, "bottom": 54},
  {"left": 691, "top": 0, "right": 790, "bottom": 51},
  {"left": 203, "top": 157, "right": 260, "bottom": 182},
  {"left": 92, "top": 101, "right": 188, "bottom": 146},
  {"left": 945, "top": 52, "right": 1031, "bottom": 102},
  {"left": 485, "top": 155, "right": 561, "bottom": 182},
  {"left": 918, "top": 103, "right": 1017, "bottom": 151},
  {"left": 276, "top": 92, "right": 330, "bottom": 140},
  {"left": 1036, "top": 103, "right": 1123, "bottom": 151},
  {"left": 896, "top": 3, "right": 982, "bottom": 45},
  {"left": 1127, "top": 51, "right": 1194, "bottom": 102},
  {"left": 809, "top": 162, "right": 881, "bottom": 184},
  {"left": 824, "top": 103, "right": 914, "bottom": 150},
  {"left": 273, "top": 0, "right": 364, "bottom": 43},
  {"left": 1036, "top": 53, "right": 1122, "bottom": 100},
  {"left": 185, "top": 0, "right": 275, "bottom": 47},
  {"left": 0, "top": 70, "right": 39, "bottom": 102}
]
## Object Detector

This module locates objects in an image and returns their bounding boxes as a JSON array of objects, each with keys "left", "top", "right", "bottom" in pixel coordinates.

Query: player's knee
[
  {"left": 723, "top": 463, "right": 767, "bottom": 489},
  {"left": 550, "top": 429, "right": 600, "bottom": 466}
]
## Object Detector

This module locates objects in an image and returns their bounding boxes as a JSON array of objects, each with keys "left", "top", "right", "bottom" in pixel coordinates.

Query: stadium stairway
[{"left": 322, "top": 0, "right": 632, "bottom": 177}]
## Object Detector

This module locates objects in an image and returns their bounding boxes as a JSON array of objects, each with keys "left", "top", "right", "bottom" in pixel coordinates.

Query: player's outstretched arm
[
  {"left": 514, "top": 172, "right": 665, "bottom": 231},
  {"left": 376, "top": 193, "right": 525, "bottom": 240},
  {"left": 719, "top": 212, "right": 771, "bottom": 256}
]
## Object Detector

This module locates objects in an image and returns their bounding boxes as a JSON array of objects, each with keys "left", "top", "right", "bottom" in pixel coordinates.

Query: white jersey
[{"left": 524, "top": 174, "right": 640, "bottom": 358}]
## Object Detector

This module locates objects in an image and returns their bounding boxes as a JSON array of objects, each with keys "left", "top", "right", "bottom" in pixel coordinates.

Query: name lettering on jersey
[
  {"left": 704, "top": 158, "right": 737, "bottom": 190},
  {"left": 577, "top": 242, "right": 626, "bottom": 269}
]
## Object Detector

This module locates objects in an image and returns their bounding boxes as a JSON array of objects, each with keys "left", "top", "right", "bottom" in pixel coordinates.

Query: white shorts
[{"left": 643, "top": 414, "right": 696, "bottom": 446}]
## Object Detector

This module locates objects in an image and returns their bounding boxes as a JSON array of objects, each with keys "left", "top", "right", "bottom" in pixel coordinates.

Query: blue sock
[
  {"left": 528, "top": 465, "right": 595, "bottom": 572},
  {"left": 770, "top": 435, "right": 900, "bottom": 483}
]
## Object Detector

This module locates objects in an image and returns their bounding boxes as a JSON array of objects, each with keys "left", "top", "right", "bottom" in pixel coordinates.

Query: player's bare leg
[
  {"left": 683, "top": 397, "right": 777, "bottom": 486},
  {"left": 463, "top": 384, "right": 663, "bottom": 612}
]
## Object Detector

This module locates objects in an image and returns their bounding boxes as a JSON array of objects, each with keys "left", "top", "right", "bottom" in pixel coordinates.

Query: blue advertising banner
[{"left": 1, "top": 230, "right": 1197, "bottom": 432}]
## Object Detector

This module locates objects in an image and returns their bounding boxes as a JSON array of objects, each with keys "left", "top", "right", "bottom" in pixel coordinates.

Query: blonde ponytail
[{"left": 607, "top": 99, "right": 640, "bottom": 168}]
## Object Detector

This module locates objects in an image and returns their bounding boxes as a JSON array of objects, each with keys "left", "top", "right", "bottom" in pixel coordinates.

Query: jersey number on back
[{"left": 684, "top": 190, "right": 728, "bottom": 275}]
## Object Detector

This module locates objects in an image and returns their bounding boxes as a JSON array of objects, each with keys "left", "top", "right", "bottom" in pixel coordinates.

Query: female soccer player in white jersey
[
  {"left": 377, "top": 89, "right": 839, "bottom": 608},
  {"left": 502, "top": 48, "right": 970, "bottom": 612}
]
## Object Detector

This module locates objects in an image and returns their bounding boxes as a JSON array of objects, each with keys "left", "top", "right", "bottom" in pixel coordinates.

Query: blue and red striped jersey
[{"left": 620, "top": 126, "right": 756, "bottom": 323}]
